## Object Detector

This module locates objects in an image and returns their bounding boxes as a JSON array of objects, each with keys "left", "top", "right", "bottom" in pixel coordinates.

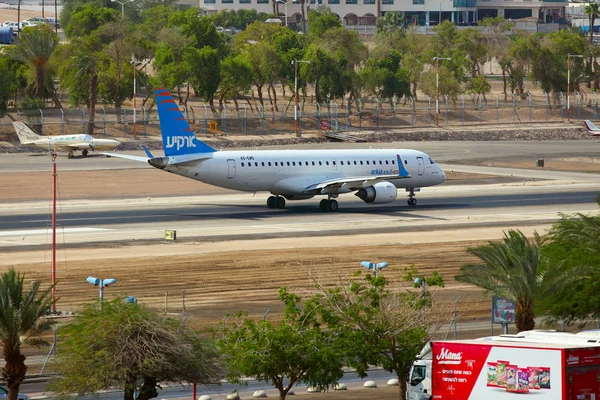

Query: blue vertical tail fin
[{"left": 155, "top": 88, "right": 216, "bottom": 157}]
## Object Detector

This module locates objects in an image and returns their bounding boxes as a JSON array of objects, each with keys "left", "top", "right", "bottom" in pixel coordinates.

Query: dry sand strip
[{"left": 0, "top": 225, "right": 550, "bottom": 266}]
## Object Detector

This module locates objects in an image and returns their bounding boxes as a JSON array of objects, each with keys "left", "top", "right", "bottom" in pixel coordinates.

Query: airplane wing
[
  {"left": 304, "top": 174, "right": 410, "bottom": 194},
  {"left": 101, "top": 152, "right": 149, "bottom": 162},
  {"left": 303, "top": 154, "right": 411, "bottom": 194}
]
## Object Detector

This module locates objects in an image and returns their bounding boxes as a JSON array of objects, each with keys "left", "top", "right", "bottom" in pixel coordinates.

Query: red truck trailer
[{"left": 407, "top": 336, "right": 600, "bottom": 400}]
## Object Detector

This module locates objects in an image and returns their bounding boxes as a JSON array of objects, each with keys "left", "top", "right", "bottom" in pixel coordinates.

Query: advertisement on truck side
[{"left": 431, "top": 342, "right": 563, "bottom": 399}]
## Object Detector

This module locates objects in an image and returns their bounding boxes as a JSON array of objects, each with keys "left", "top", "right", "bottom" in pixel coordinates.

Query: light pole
[
  {"left": 360, "top": 261, "right": 389, "bottom": 277},
  {"left": 433, "top": 56, "right": 451, "bottom": 126},
  {"left": 292, "top": 59, "right": 310, "bottom": 137},
  {"left": 276, "top": 0, "right": 288, "bottom": 27},
  {"left": 438, "top": 0, "right": 452, "bottom": 25},
  {"left": 567, "top": 53, "right": 583, "bottom": 122},
  {"left": 111, "top": 0, "right": 134, "bottom": 19},
  {"left": 86, "top": 276, "right": 117, "bottom": 311}
]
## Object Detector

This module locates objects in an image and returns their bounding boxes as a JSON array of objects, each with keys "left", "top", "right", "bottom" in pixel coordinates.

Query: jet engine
[{"left": 354, "top": 182, "right": 398, "bottom": 204}]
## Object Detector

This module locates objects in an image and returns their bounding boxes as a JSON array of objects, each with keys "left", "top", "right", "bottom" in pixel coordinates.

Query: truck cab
[{"left": 406, "top": 359, "right": 432, "bottom": 400}]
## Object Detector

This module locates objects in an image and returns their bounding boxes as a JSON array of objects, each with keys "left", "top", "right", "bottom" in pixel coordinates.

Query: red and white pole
[{"left": 51, "top": 154, "right": 57, "bottom": 312}]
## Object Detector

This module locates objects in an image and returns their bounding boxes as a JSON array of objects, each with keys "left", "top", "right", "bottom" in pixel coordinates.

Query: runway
[
  {"left": 0, "top": 171, "right": 598, "bottom": 251},
  {"left": 0, "top": 141, "right": 598, "bottom": 251}
]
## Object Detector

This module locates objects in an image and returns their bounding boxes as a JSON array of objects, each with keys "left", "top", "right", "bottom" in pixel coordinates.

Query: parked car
[
  {"left": 0, "top": 384, "right": 29, "bottom": 400},
  {"left": 45, "top": 17, "right": 59, "bottom": 28},
  {"left": 2, "top": 21, "right": 32, "bottom": 31},
  {"left": 24, "top": 17, "right": 47, "bottom": 25}
]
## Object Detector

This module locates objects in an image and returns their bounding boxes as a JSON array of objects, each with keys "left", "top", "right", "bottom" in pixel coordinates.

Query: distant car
[
  {"left": 45, "top": 17, "right": 59, "bottom": 28},
  {"left": 0, "top": 384, "right": 29, "bottom": 400},
  {"left": 3, "top": 21, "right": 32, "bottom": 31},
  {"left": 24, "top": 17, "right": 47, "bottom": 25}
]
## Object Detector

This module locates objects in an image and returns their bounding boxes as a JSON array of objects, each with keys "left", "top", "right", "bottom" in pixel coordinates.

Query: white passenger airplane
[
  {"left": 105, "top": 88, "right": 446, "bottom": 211},
  {"left": 13, "top": 121, "right": 121, "bottom": 158},
  {"left": 583, "top": 120, "right": 600, "bottom": 136}
]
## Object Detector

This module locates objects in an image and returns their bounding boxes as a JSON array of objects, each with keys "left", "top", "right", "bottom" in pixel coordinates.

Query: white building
[{"left": 181, "top": 0, "right": 567, "bottom": 27}]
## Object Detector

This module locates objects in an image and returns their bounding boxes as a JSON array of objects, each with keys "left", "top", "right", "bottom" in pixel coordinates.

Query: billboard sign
[{"left": 491, "top": 296, "right": 516, "bottom": 324}]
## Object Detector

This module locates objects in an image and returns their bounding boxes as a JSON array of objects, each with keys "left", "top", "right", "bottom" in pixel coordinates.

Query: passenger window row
[{"left": 240, "top": 159, "right": 398, "bottom": 168}]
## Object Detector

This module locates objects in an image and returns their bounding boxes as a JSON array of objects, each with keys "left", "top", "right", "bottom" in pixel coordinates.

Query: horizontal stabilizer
[
  {"left": 584, "top": 120, "right": 600, "bottom": 133},
  {"left": 101, "top": 152, "right": 149, "bottom": 162}
]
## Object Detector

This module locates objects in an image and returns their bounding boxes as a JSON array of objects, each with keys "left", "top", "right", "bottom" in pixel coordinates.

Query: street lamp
[
  {"left": 292, "top": 59, "right": 310, "bottom": 137},
  {"left": 433, "top": 56, "right": 451, "bottom": 126},
  {"left": 111, "top": 0, "right": 134, "bottom": 19},
  {"left": 567, "top": 53, "right": 583, "bottom": 122},
  {"left": 360, "top": 261, "right": 389, "bottom": 277},
  {"left": 275, "top": 0, "right": 288, "bottom": 27},
  {"left": 438, "top": 0, "right": 452, "bottom": 25},
  {"left": 86, "top": 276, "right": 117, "bottom": 311}
]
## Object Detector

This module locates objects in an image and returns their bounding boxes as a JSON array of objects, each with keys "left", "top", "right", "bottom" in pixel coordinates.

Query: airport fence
[{"left": 3, "top": 92, "right": 598, "bottom": 139}]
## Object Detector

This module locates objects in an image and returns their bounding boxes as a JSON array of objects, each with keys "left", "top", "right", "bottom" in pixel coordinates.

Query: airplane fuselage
[
  {"left": 160, "top": 149, "right": 445, "bottom": 195},
  {"left": 29, "top": 134, "right": 120, "bottom": 152}
]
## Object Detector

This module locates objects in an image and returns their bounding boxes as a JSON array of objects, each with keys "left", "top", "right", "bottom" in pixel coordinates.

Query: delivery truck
[{"left": 407, "top": 331, "right": 600, "bottom": 400}]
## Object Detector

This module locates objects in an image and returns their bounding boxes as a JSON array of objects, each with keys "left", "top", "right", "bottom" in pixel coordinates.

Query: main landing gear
[
  {"left": 67, "top": 151, "right": 74, "bottom": 159},
  {"left": 407, "top": 188, "right": 418, "bottom": 206},
  {"left": 267, "top": 195, "right": 286, "bottom": 209},
  {"left": 319, "top": 195, "right": 339, "bottom": 212}
]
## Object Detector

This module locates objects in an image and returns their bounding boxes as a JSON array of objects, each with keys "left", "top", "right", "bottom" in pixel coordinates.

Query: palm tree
[
  {"left": 455, "top": 230, "right": 549, "bottom": 332},
  {"left": 0, "top": 269, "right": 55, "bottom": 400},
  {"left": 8, "top": 24, "right": 58, "bottom": 99},
  {"left": 549, "top": 196, "right": 600, "bottom": 254}
]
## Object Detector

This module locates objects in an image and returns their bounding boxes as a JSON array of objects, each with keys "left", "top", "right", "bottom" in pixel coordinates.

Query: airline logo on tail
[
  {"left": 155, "top": 88, "right": 216, "bottom": 157},
  {"left": 166, "top": 136, "right": 197, "bottom": 151}
]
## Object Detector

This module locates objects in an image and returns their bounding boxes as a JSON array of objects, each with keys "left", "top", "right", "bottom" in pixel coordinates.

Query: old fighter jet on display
[{"left": 13, "top": 121, "right": 121, "bottom": 158}]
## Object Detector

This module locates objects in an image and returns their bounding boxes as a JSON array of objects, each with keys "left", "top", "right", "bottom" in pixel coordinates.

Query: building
[{"left": 182, "top": 0, "right": 567, "bottom": 27}]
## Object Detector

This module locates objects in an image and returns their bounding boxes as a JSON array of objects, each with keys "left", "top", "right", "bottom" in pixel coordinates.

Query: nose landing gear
[{"left": 407, "top": 188, "right": 419, "bottom": 206}]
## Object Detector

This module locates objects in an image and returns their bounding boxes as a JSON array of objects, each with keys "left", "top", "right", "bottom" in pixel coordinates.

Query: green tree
[
  {"left": 49, "top": 299, "right": 223, "bottom": 400},
  {"left": 539, "top": 197, "right": 600, "bottom": 324},
  {"left": 0, "top": 55, "right": 17, "bottom": 116},
  {"left": 185, "top": 46, "right": 222, "bottom": 113},
  {"left": 219, "top": 288, "right": 344, "bottom": 400},
  {"left": 0, "top": 269, "right": 55, "bottom": 400},
  {"left": 419, "top": 64, "right": 462, "bottom": 100},
  {"left": 302, "top": 42, "right": 338, "bottom": 103},
  {"left": 218, "top": 54, "right": 253, "bottom": 111},
  {"left": 152, "top": 27, "right": 193, "bottom": 104},
  {"left": 8, "top": 24, "right": 59, "bottom": 100},
  {"left": 55, "top": 5, "right": 117, "bottom": 133},
  {"left": 455, "top": 229, "right": 581, "bottom": 332},
  {"left": 359, "top": 51, "right": 410, "bottom": 106},
  {"left": 376, "top": 11, "right": 405, "bottom": 35},
  {"left": 64, "top": 5, "right": 118, "bottom": 38},
  {"left": 398, "top": 32, "right": 428, "bottom": 100},
  {"left": 315, "top": 268, "right": 444, "bottom": 400},
  {"left": 307, "top": 7, "right": 341, "bottom": 37}
]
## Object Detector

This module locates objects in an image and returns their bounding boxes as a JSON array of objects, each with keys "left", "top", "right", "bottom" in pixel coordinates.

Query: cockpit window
[
  {"left": 429, "top": 157, "right": 436, "bottom": 165},
  {"left": 85, "top": 135, "right": 94, "bottom": 141}
]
